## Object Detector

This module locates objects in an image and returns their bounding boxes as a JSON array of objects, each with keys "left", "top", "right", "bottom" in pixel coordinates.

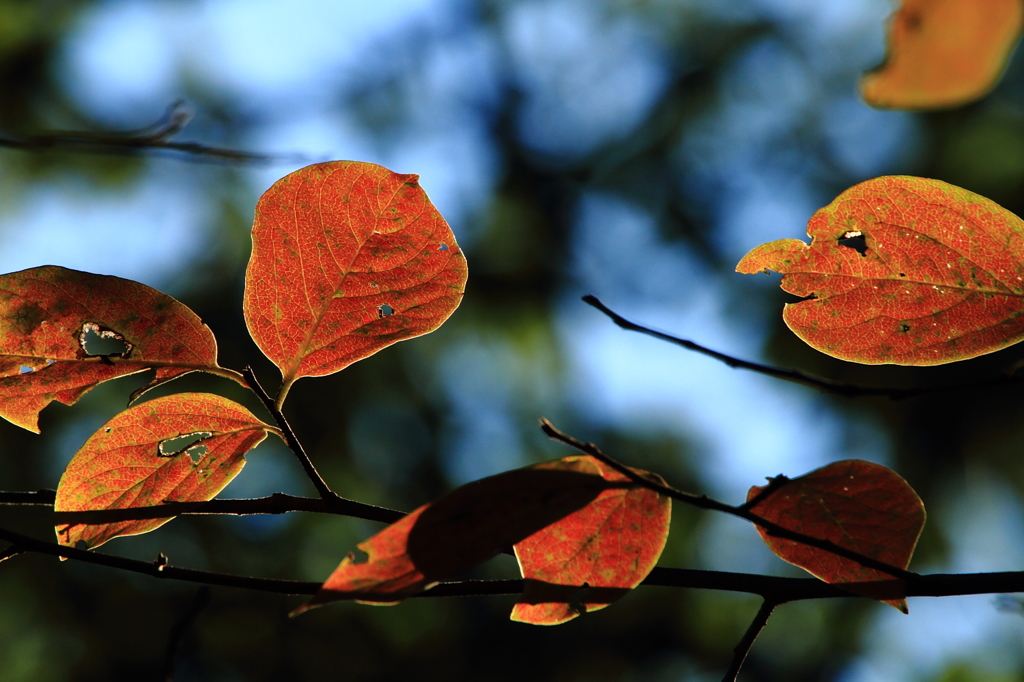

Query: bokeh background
[{"left": 3, "top": 0, "right": 1024, "bottom": 680}]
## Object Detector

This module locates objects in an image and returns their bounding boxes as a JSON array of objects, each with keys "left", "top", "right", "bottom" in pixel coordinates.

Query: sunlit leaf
[
  {"left": 293, "top": 458, "right": 632, "bottom": 614},
  {"left": 861, "top": 0, "right": 1023, "bottom": 110},
  {"left": 747, "top": 460, "right": 925, "bottom": 612},
  {"left": 0, "top": 266, "right": 224, "bottom": 432},
  {"left": 737, "top": 176, "right": 1024, "bottom": 365},
  {"left": 243, "top": 161, "right": 468, "bottom": 401},
  {"left": 511, "top": 456, "right": 671, "bottom": 625},
  {"left": 54, "top": 393, "right": 272, "bottom": 550}
]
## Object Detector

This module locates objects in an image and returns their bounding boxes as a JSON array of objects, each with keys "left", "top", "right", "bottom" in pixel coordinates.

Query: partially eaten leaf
[
  {"left": 243, "top": 161, "right": 468, "bottom": 402},
  {"left": 746, "top": 460, "right": 925, "bottom": 612},
  {"left": 511, "top": 456, "right": 671, "bottom": 625},
  {"left": 861, "top": 0, "right": 1024, "bottom": 110},
  {"left": 54, "top": 393, "right": 272, "bottom": 550},
  {"left": 0, "top": 266, "right": 224, "bottom": 432},
  {"left": 294, "top": 457, "right": 635, "bottom": 615},
  {"left": 737, "top": 176, "right": 1024, "bottom": 365}
]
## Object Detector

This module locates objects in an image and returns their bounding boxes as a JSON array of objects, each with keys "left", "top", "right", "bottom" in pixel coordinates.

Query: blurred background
[{"left": 2, "top": 0, "right": 1024, "bottom": 679}]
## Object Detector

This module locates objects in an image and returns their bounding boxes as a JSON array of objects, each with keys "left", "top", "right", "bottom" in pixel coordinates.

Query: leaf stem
[
  {"left": 241, "top": 366, "right": 340, "bottom": 504},
  {"left": 539, "top": 419, "right": 916, "bottom": 581},
  {"left": 721, "top": 599, "right": 778, "bottom": 682},
  {"left": 582, "top": 295, "right": 1024, "bottom": 400}
]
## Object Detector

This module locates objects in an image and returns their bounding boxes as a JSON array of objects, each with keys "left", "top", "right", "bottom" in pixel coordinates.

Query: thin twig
[
  {"left": 161, "top": 586, "right": 211, "bottom": 682},
  {"left": 582, "top": 295, "right": 1024, "bottom": 399},
  {"left": 540, "top": 419, "right": 915, "bottom": 581},
  {"left": 722, "top": 599, "right": 778, "bottom": 682},
  {"left": 0, "top": 544, "right": 23, "bottom": 563},
  {"left": 0, "top": 101, "right": 309, "bottom": 166},
  {"left": 242, "top": 367, "right": 340, "bottom": 504}
]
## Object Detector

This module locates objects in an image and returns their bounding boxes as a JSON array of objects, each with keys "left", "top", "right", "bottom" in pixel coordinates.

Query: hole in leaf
[
  {"left": 438, "top": 243, "right": 449, "bottom": 251},
  {"left": 158, "top": 432, "right": 212, "bottom": 459},
  {"left": 378, "top": 304, "right": 394, "bottom": 318},
  {"left": 19, "top": 366, "right": 33, "bottom": 374},
  {"left": 838, "top": 231, "right": 868, "bottom": 256},
  {"left": 79, "top": 322, "right": 133, "bottom": 358},
  {"left": 899, "top": 323, "right": 911, "bottom": 333}
]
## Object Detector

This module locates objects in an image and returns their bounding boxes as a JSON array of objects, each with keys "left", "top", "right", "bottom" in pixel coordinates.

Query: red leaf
[
  {"left": 54, "top": 393, "right": 272, "bottom": 550},
  {"left": 243, "top": 161, "right": 468, "bottom": 399},
  {"left": 861, "top": 0, "right": 1024, "bottom": 110},
  {"left": 746, "top": 460, "right": 925, "bottom": 612},
  {"left": 0, "top": 266, "right": 224, "bottom": 432},
  {"left": 511, "top": 456, "right": 671, "bottom": 625},
  {"left": 293, "top": 458, "right": 633, "bottom": 615},
  {"left": 737, "top": 176, "right": 1024, "bottom": 365}
]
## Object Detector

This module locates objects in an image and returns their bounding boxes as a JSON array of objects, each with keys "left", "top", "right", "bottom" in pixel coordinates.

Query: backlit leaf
[
  {"left": 861, "top": 0, "right": 1023, "bottom": 110},
  {"left": 293, "top": 458, "right": 633, "bottom": 614},
  {"left": 511, "top": 456, "right": 671, "bottom": 625},
  {"left": 0, "top": 266, "right": 223, "bottom": 432},
  {"left": 243, "top": 161, "right": 468, "bottom": 400},
  {"left": 54, "top": 393, "right": 272, "bottom": 550},
  {"left": 737, "top": 176, "right": 1024, "bottom": 365},
  {"left": 746, "top": 460, "right": 925, "bottom": 612}
]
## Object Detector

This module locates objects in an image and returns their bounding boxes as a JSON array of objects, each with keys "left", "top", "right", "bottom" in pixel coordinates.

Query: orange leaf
[
  {"left": 746, "top": 460, "right": 925, "bottom": 612},
  {"left": 293, "top": 458, "right": 633, "bottom": 615},
  {"left": 243, "top": 161, "right": 468, "bottom": 400},
  {"left": 0, "top": 266, "right": 224, "bottom": 432},
  {"left": 511, "top": 456, "right": 671, "bottom": 625},
  {"left": 737, "top": 176, "right": 1024, "bottom": 365},
  {"left": 861, "top": 0, "right": 1023, "bottom": 110},
  {"left": 54, "top": 393, "right": 272, "bottom": 550}
]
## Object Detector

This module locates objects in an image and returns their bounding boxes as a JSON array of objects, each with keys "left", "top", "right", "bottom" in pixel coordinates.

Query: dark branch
[
  {"left": 1, "top": 490, "right": 405, "bottom": 526},
  {"left": 722, "top": 599, "right": 778, "bottom": 682},
  {"left": 0, "top": 101, "right": 309, "bottom": 165},
  {"left": 242, "top": 367, "right": 345, "bottom": 505},
  {"left": 540, "top": 419, "right": 915, "bottom": 581},
  {"left": 582, "top": 295, "right": 1024, "bottom": 400}
]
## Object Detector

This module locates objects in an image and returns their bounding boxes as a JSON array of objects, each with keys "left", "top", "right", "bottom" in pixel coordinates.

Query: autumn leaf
[
  {"left": 243, "top": 161, "right": 468, "bottom": 403},
  {"left": 293, "top": 457, "right": 636, "bottom": 615},
  {"left": 54, "top": 393, "right": 273, "bottom": 550},
  {"left": 747, "top": 460, "right": 925, "bottom": 612},
  {"left": 737, "top": 176, "right": 1024, "bottom": 365},
  {"left": 861, "top": 0, "right": 1023, "bottom": 110},
  {"left": 511, "top": 456, "right": 671, "bottom": 625},
  {"left": 0, "top": 265, "right": 228, "bottom": 432}
]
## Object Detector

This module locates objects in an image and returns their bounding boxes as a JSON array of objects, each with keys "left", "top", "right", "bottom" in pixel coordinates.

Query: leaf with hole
[
  {"left": 54, "top": 393, "right": 273, "bottom": 550},
  {"left": 747, "top": 460, "right": 925, "bottom": 612},
  {"left": 861, "top": 0, "right": 1024, "bottom": 110},
  {"left": 243, "top": 161, "right": 468, "bottom": 402},
  {"left": 737, "top": 176, "right": 1024, "bottom": 365},
  {"left": 511, "top": 456, "right": 671, "bottom": 625},
  {"left": 293, "top": 457, "right": 633, "bottom": 614},
  {"left": 0, "top": 266, "right": 226, "bottom": 432}
]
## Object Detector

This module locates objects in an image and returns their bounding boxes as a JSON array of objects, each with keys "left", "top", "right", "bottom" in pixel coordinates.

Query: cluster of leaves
[{"left": 4, "top": 2, "right": 1024, "bottom": 680}]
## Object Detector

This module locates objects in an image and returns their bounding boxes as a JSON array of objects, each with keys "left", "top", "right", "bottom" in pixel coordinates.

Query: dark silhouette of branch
[
  {"left": 540, "top": 418, "right": 915, "bottom": 581},
  {"left": 242, "top": 366, "right": 347, "bottom": 506},
  {"left": 161, "top": 586, "right": 211, "bottom": 682},
  {"left": 0, "top": 101, "right": 309, "bottom": 165},
  {"left": 722, "top": 599, "right": 778, "bottom": 682},
  {"left": 582, "top": 295, "right": 1024, "bottom": 399},
  {"left": 0, "top": 490, "right": 405, "bottom": 525}
]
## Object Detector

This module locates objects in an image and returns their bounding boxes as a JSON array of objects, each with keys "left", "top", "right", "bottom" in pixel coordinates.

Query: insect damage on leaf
[
  {"left": 737, "top": 176, "right": 1024, "bottom": 365},
  {"left": 78, "top": 322, "right": 133, "bottom": 358},
  {"left": 157, "top": 432, "right": 213, "bottom": 461},
  {"left": 243, "top": 161, "right": 468, "bottom": 403}
]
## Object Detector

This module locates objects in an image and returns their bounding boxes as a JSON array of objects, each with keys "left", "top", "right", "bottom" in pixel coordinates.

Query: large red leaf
[
  {"left": 0, "top": 266, "right": 225, "bottom": 432},
  {"left": 746, "top": 460, "right": 925, "bottom": 612},
  {"left": 737, "top": 176, "right": 1024, "bottom": 365},
  {"left": 243, "top": 161, "right": 468, "bottom": 401},
  {"left": 511, "top": 456, "right": 671, "bottom": 625},
  {"left": 861, "top": 0, "right": 1023, "bottom": 110},
  {"left": 293, "top": 457, "right": 635, "bottom": 615},
  {"left": 54, "top": 393, "right": 272, "bottom": 550}
]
